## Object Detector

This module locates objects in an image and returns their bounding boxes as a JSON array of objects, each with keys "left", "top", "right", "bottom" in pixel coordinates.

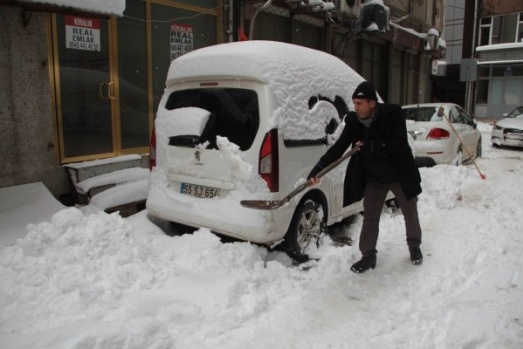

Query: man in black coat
[{"left": 308, "top": 81, "right": 423, "bottom": 273}]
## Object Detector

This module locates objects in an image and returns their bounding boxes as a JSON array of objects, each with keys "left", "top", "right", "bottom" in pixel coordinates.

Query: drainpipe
[
  {"left": 466, "top": 0, "right": 479, "bottom": 116},
  {"left": 249, "top": 0, "right": 272, "bottom": 40}
]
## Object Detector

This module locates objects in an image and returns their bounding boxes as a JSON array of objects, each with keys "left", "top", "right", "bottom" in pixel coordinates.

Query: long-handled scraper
[{"left": 241, "top": 144, "right": 362, "bottom": 210}]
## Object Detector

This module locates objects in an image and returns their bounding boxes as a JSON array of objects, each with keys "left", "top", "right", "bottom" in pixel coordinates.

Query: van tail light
[
  {"left": 426, "top": 128, "right": 450, "bottom": 140},
  {"left": 149, "top": 127, "right": 156, "bottom": 171},
  {"left": 259, "top": 129, "right": 279, "bottom": 192}
]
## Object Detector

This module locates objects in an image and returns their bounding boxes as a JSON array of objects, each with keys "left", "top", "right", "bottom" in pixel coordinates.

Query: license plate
[{"left": 180, "top": 183, "right": 220, "bottom": 198}]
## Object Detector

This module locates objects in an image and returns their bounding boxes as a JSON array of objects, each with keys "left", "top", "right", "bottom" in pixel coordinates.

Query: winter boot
[
  {"left": 350, "top": 254, "right": 377, "bottom": 273},
  {"left": 409, "top": 247, "right": 423, "bottom": 265}
]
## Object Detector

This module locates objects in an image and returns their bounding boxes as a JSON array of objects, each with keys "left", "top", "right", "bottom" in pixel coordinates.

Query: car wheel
[
  {"left": 168, "top": 221, "right": 196, "bottom": 236},
  {"left": 476, "top": 137, "right": 482, "bottom": 158},
  {"left": 281, "top": 199, "right": 326, "bottom": 262}
]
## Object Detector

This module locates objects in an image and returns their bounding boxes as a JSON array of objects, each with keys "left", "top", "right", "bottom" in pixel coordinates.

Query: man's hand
[{"left": 309, "top": 177, "right": 321, "bottom": 185}]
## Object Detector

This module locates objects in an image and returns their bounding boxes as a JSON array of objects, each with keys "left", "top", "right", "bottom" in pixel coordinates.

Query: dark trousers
[{"left": 359, "top": 181, "right": 422, "bottom": 257}]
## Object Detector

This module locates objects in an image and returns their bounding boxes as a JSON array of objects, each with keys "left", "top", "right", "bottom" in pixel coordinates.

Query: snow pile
[
  {"left": 77, "top": 168, "right": 149, "bottom": 193},
  {"left": 216, "top": 136, "right": 253, "bottom": 182},
  {"left": 1, "top": 127, "right": 523, "bottom": 348},
  {"left": 87, "top": 179, "right": 149, "bottom": 211},
  {"left": 0, "top": 183, "right": 65, "bottom": 246}
]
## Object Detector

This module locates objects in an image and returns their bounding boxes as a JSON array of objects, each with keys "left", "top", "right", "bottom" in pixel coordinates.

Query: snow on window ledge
[{"left": 476, "top": 42, "right": 523, "bottom": 52}]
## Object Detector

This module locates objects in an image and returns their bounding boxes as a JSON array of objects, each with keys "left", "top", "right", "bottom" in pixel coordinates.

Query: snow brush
[
  {"left": 241, "top": 144, "right": 362, "bottom": 210},
  {"left": 443, "top": 114, "right": 486, "bottom": 180}
]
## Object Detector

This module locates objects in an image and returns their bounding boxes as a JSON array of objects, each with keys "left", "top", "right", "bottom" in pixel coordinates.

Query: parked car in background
[
  {"left": 147, "top": 41, "right": 371, "bottom": 262},
  {"left": 402, "top": 103, "right": 482, "bottom": 167},
  {"left": 491, "top": 105, "right": 523, "bottom": 148}
]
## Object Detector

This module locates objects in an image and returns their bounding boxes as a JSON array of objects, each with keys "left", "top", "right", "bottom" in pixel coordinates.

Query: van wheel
[
  {"left": 168, "top": 221, "right": 196, "bottom": 236},
  {"left": 475, "top": 137, "right": 482, "bottom": 158},
  {"left": 281, "top": 199, "right": 326, "bottom": 263}
]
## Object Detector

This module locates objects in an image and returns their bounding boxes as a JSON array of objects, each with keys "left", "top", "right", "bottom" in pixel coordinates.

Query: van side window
[
  {"left": 309, "top": 95, "right": 349, "bottom": 121},
  {"left": 285, "top": 95, "right": 348, "bottom": 147},
  {"left": 164, "top": 88, "right": 259, "bottom": 151}
]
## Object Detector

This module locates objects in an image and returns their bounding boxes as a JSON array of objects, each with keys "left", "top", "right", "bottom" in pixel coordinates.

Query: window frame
[{"left": 479, "top": 13, "right": 523, "bottom": 46}]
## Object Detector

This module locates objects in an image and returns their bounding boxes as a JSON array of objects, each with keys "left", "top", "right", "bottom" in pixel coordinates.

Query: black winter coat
[{"left": 308, "top": 103, "right": 422, "bottom": 206}]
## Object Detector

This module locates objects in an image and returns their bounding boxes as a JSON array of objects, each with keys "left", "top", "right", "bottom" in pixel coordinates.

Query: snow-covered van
[{"left": 147, "top": 40, "right": 367, "bottom": 260}]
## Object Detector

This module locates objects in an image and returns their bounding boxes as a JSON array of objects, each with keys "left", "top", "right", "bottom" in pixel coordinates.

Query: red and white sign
[
  {"left": 170, "top": 23, "right": 193, "bottom": 61},
  {"left": 65, "top": 16, "right": 101, "bottom": 51}
]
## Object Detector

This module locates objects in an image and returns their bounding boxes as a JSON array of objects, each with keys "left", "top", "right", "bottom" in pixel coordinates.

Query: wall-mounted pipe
[{"left": 249, "top": 0, "right": 272, "bottom": 40}]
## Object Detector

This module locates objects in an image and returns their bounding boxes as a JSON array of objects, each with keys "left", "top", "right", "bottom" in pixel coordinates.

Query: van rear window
[{"left": 164, "top": 88, "right": 259, "bottom": 151}]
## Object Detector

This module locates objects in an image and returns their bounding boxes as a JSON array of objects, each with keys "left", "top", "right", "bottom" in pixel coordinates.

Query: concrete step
[{"left": 63, "top": 155, "right": 148, "bottom": 206}]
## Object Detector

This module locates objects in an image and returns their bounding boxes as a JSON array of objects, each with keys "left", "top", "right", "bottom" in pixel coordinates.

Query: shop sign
[
  {"left": 65, "top": 16, "right": 101, "bottom": 51},
  {"left": 170, "top": 23, "right": 193, "bottom": 61}
]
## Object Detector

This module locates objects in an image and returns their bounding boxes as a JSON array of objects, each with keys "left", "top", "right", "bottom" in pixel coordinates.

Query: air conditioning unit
[
  {"left": 335, "top": 0, "right": 361, "bottom": 17},
  {"left": 359, "top": 2, "right": 390, "bottom": 33}
]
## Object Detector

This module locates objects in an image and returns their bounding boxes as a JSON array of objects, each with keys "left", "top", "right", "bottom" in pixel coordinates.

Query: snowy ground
[{"left": 1, "top": 122, "right": 522, "bottom": 348}]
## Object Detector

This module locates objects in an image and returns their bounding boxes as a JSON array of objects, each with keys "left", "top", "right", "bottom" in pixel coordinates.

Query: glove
[{"left": 307, "top": 164, "right": 323, "bottom": 180}]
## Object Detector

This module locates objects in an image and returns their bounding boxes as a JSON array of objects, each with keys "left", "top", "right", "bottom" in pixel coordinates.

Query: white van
[{"left": 147, "top": 41, "right": 368, "bottom": 261}]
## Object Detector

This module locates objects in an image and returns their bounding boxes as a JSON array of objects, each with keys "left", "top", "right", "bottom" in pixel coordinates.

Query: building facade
[
  {"left": 474, "top": 0, "right": 523, "bottom": 119},
  {"left": 1, "top": 0, "right": 443, "bottom": 199},
  {"left": 431, "top": 0, "right": 473, "bottom": 108}
]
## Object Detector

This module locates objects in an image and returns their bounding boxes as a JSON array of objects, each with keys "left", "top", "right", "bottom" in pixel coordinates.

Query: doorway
[
  {"left": 50, "top": 1, "right": 219, "bottom": 164},
  {"left": 51, "top": 10, "right": 149, "bottom": 163}
]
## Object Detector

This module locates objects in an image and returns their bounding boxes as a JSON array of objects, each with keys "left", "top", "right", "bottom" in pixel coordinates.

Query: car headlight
[{"left": 494, "top": 125, "right": 503, "bottom": 131}]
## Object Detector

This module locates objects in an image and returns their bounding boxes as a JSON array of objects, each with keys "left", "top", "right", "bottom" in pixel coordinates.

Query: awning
[{"left": 0, "top": 0, "right": 125, "bottom": 17}]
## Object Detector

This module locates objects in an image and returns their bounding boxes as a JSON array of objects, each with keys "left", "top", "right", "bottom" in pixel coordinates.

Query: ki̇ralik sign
[
  {"left": 65, "top": 16, "right": 101, "bottom": 51},
  {"left": 170, "top": 23, "right": 193, "bottom": 61}
]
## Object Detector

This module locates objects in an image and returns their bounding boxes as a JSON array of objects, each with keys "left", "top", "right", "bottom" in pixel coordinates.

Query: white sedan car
[
  {"left": 402, "top": 103, "right": 482, "bottom": 166},
  {"left": 491, "top": 105, "right": 523, "bottom": 148}
]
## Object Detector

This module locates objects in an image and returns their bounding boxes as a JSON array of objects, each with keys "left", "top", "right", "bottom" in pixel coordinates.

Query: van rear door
[{"left": 155, "top": 83, "right": 262, "bottom": 197}]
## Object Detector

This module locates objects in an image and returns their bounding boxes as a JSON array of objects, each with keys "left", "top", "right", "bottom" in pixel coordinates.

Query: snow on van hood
[{"left": 166, "top": 41, "right": 367, "bottom": 140}]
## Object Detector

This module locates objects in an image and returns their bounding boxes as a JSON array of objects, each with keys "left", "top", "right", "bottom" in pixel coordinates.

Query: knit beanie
[{"left": 352, "top": 81, "right": 377, "bottom": 101}]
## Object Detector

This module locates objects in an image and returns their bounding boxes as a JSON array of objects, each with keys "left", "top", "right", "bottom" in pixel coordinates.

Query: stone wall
[{"left": 0, "top": 6, "right": 69, "bottom": 197}]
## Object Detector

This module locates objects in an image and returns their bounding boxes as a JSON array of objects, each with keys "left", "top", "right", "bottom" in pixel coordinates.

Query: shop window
[
  {"left": 505, "top": 80, "right": 522, "bottom": 105},
  {"left": 389, "top": 48, "right": 402, "bottom": 104},
  {"left": 292, "top": 17, "right": 325, "bottom": 50},
  {"left": 477, "top": 65, "right": 490, "bottom": 78},
  {"left": 361, "top": 41, "right": 385, "bottom": 96},
  {"left": 255, "top": 11, "right": 290, "bottom": 42},
  {"left": 254, "top": 10, "right": 324, "bottom": 50},
  {"left": 476, "top": 79, "right": 489, "bottom": 104},
  {"left": 118, "top": 0, "right": 148, "bottom": 150},
  {"left": 406, "top": 52, "right": 417, "bottom": 104},
  {"left": 491, "top": 80, "right": 502, "bottom": 104},
  {"left": 492, "top": 65, "right": 523, "bottom": 77},
  {"left": 150, "top": 4, "right": 218, "bottom": 115}
]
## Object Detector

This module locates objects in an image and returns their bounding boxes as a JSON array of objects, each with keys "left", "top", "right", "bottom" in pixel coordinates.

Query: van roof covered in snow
[{"left": 165, "top": 40, "right": 367, "bottom": 138}]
